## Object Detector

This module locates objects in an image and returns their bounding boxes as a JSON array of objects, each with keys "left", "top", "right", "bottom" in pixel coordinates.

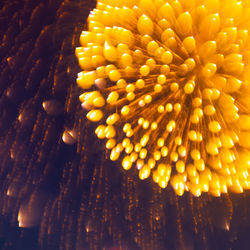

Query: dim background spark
[{"left": 0, "top": 0, "right": 250, "bottom": 249}]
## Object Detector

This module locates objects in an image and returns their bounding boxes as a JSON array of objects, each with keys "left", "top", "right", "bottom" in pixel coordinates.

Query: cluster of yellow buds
[{"left": 76, "top": 0, "right": 250, "bottom": 197}]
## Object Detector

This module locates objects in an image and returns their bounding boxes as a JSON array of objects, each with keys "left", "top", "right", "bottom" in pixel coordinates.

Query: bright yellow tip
[
  {"left": 161, "top": 51, "right": 173, "bottom": 64},
  {"left": 77, "top": 71, "right": 97, "bottom": 89},
  {"left": 107, "top": 91, "right": 119, "bottom": 104},
  {"left": 139, "top": 165, "right": 151, "bottom": 180},
  {"left": 109, "top": 70, "right": 121, "bottom": 81},
  {"left": 121, "top": 105, "right": 130, "bottom": 116},
  {"left": 86, "top": 109, "right": 103, "bottom": 122},
  {"left": 184, "top": 83, "right": 194, "bottom": 94},
  {"left": 122, "top": 156, "right": 132, "bottom": 170},
  {"left": 183, "top": 36, "right": 196, "bottom": 53},
  {"left": 140, "top": 65, "right": 150, "bottom": 76},
  {"left": 137, "top": 15, "right": 154, "bottom": 36}
]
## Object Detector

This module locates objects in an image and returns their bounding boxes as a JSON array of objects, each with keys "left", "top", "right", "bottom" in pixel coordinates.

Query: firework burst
[{"left": 76, "top": 0, "right": 250, "bottom": 197}]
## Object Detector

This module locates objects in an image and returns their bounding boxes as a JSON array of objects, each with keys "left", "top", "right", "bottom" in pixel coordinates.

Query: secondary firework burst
[{"left": 75, "top": 0, "right": 250, "bottom": 197}]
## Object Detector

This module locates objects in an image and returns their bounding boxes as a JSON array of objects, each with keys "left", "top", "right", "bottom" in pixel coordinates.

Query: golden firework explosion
[{"left": 75, "top": 0, "right": 250, "bottom": 197}]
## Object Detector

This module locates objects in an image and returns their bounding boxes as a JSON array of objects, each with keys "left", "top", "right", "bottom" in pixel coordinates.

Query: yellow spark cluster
[{"left": 76, "top": 0, "right": 250, "bottom": 197}]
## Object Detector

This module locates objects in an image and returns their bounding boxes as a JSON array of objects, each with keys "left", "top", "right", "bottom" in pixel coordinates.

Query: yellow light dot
[
  {"left": 194, "top": 108, "right": 203, "bottom": 118},
  {"left": 104, "top": 43, "right": 117, "bottom": 62},
  {"left": 93, "top": 96, "right": 105, "bottom": 107},
  {"left": 107, "top": 91, "right": 119, "bottom": 104},
  {"left": 140, "top": 65, "right": 150, "bottom": 76},
  {"left": 77, "top": 71, "right": 97, "bottom": 89},
  {"left": 184, "top": 82, "right": 194, "bottom": 94},
  {"left": 105, "top": 125, "right": 116, "bottom": 139},
  {"left": 121, "top": 53, "right": 133, "bottom": 67},
  {"left": 147, "top": 41, "right": 159, "bottom": 55},
  {"left": 151, "top": 122, "right": 158, "bottom": 130},
  {"left": 187, "top": 164, "right": 197, "bottom": 177},
  {"left": 211, "top": 88, "right": 220, "bottom": 100},
  {"left": 136, "top": 79, "right": 145, "bottom": 88},
  {"left": 153, "top": 170, "right": 160, "bottom": 183},
  {"left": 157, "top": 74, "right": 166, "bottom": 84},
  {"left": 161, "top": 28, "right": 175, "bottom": 43},
  {"left": 185, "top": 58, "right": 196, "bottom": 71},
  {"left": 154, "top": 84, "right": 163, "bottom": 92},
  {"left": 95, "top": 125, "right": 106, "bottom": 139},
  {"left": 126, "top": 129, "right": 134, "bottom": 137},
  {"left": 174, "top": 103, "right": 181, "bottom": 113},
  {"left": 146, "top": 58, "right": 156, "bottom": 69},
  {"left": 190, "top": 114, "right": 199, "bottom": 124},
  {"left": 148, "top": 158, "right": 156, "bottom": 169},
  {"left": 86, "top": 109, "right": 103, "bottom": 122},
  {"left": 138, "top": 118, "right": 144, "bottom": 125},
  {"left": 143, "top": 120, "right": 150, "bottom": 129},
  {"left": 170, "top": 82, "right": 179, "bottom": 92},
  {"left": 192, "top": 97, "right": 202, "bottom": 107},
  {"left": 109, "top": 70, "right": 121, "bottom": 81},
  {"left": 178, "top": 146, "right": 186, "bottom": 157},
  {"left": 140, "top": 148, "right": 147, "bottom": 159},
  {"left": 183, "top": 36, "right": 196, "bottom": 53},
  {"left": 139, "top": 165, "right": 151, "bottom": 180},
  {"left": 161, "top": 146, "right": 168, "bottom": 157},
  {"left": 158, "top": 177, "right": 169, "bottom": 188},
  {"left": 157, "top": 164, "right": 171, "bottom": 176},
  {"left": 122, "top": 156, "right": 132, "bottom": 170},
  {"left": 204, "top": 105, "right": 216, "bottom": 116},
  {"left": 116, "top": 79, "right": 126, "bottom": 88},
  {"left": 175, "top": 136, "right": 182, "bottom": 145},
  {"left": 160, "top": 65, "right": 170, "bottom": 74},
  {"left": 157, "top": 138, "right": 164, "bottom": 148},
  {"left": 96, "top": 66, "right": 106, "bottom": 78},
  {"left": 106, "top": 139, "right": 116, "bottom": 149},
  {"left": 135, "top": 143, "right": 142, "bottom": 153},
  {"left": 121, "top": 105, "right": 130, "bottom": 116},
  {"left": 190, "top": 149, "right": 201, "bottom": 160},
  {"left": 127, "top": 92, "right": 135, "bottom": 101},
  {"left": 202, "top": 88, "right": 213, "bottom": 99},
  {"left": 117, "top": 43, "right": 129, "bottom": 55},
  {"left": 131, "top": 152, "right": 138, "bottom": 163},
  {"left": 110, "top": 148, "right": 120, "bottom": 161},
  {"left": 144, "top": 95, "right": 152, "bottom": 103},
  {"left": 170, "top": 152, "right": 178, "bottom": 162},
  {"left": 176, "top": 161, "right": 185, "bottom": 173},
  {"left": 79, "top": 56, "right": 92, "bottom": 70},
  {"left": 154, "top": 151, "right": 161, "bottom": 161},
  {"left": 194, "top": 159, "right": 205, "bottom": 171},
  {"left": 125, "top": 144, "right": 133, "bottom": 154},
  {"left": 188, "top": 130, "right": 197, "bottom": 141},
  {"left": 140, "top": 134, "right": 149, "bottom": 147},
  {"left": 206, "top": 142, "right": 219, "bottom": 155},
  {"left": 166, "top": 120, "right": 175, "bottom": 132},
  {"left": 115, "top": 143, "right": 124, "bottom": 153},
  {"left": 126, "top": 84, "right": 135, "bottom": 93},
  {"left": 122, "top": 138, "right": 130, "bottom": 148},
  {"left": 158, "top": 105, "right": 165, "bottom": 113},
  {"left": 165, "top": 103, "right": 173, "bottom": 112},
  {"left": 161, "top": 51, "right": 173, "bottom": 64},
  {"left": 208, "top": 121, "right": 221, "bottom": 133},
  {"left": 137, "top": 14, "right": 154, "bottom": 35},
  {"left": 220, "top": 134, "right": 234, "bottom": 148},
  {"left": 123, "top": 123, "right": 131, "bottom": 133}
]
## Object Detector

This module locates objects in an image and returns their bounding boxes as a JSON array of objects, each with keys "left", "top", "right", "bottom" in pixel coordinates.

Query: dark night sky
[{"left": 1, "top": 0, "right": 250, "bottom": 250}]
